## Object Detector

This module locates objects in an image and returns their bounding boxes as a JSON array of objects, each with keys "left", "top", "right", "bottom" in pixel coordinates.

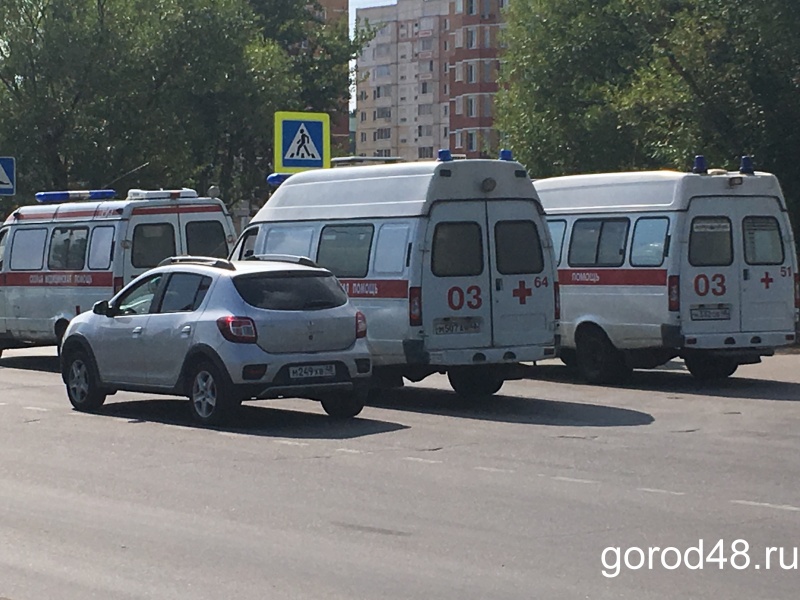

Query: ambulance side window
[
  {"left": 49, "top": 227, "right": 89, "bottom": 270},
  {"left": 689, "top": 217, "right": 732, "bottom": 267},
  {"left": 186, "top": 221, "right": 227, "bottom": 258},
  {"left": 546, "top": 219, "right": 567, "bottom": 266},
  {"left": 630, "top": 218, "right": 669, "bottom": 267},
  {"left": 496, "top": 220, "right": 544, "bottom": 274},
  {"left": 373, "top": 224, "right": 410, "bottom": 274},
  {"left": 264, "top": 226, "right": 315, "bottom": 259},
  {"left": 88, "top": 226, "right": 115, "bottom": 270},
  {"left": 0, "top": 229, "right": 7, "bottom": 269},
  {"left": 132, "top": 223, "right": 176, "bottom": 268},
  {"left": 569, "top": 218, "right": 629, "bottom": 267},
  {"left": 317, "top": 224, "right": 374, "bottom": 278},
  {"left": 432, "top": 222, "right": 483, "bottom": 277},
  {"left": 10, "top": 228, "right": 47, "bottom": 271},
  {"left": 743, "top": 216, "right": 784, "bottom": 265}
]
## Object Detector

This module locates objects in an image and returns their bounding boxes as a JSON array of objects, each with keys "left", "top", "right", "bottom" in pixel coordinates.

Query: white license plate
[
  {"left": 690, "top": 307, "right": 731, "bottom": 321},
  {"left": 289, "top": 364, "right": 336, "bottom": 379},
  {"left": 434, "top": 317, "right": 481, "bottom": 335}
]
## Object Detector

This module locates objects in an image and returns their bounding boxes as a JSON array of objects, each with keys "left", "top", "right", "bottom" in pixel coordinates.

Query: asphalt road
[{"left": 1, "top": 348, "right": 798, "bottom": 599}]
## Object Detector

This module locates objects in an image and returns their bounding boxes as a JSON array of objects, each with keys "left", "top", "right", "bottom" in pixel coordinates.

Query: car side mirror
[{"left": 92, "top": 300, "right": 111, "bottom": 317}]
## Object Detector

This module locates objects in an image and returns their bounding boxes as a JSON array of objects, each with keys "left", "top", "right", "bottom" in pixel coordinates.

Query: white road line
[
  {"left": 474, "top": 466, "right": 515, "bottom": 473},
  {"left": 551, "top": 476, "right": 597, "bottom": 484},
  {"left": 23, "top": 406, "right": 49, "bottom": 412},
  {"left": 731, "top": 500, "right": 800, "bottom": 512},
  {"left": 335, "top": 448, "right": 362, "bottom": 454},
  {"left": 0, "top": 402, "right": 7, "bottom": 406},
  {"left": 637, "top": 487, "right": 685, "bottom": 496},
  {"left": 274, "top": 440, "right": 309, "bottom": 447},
  {"left": 403, "top": 457, "right": 442, "bottom": 464}
]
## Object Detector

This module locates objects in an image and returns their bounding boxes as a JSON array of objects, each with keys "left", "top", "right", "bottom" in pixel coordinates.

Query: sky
[{"left": 349, "top": 0, "right": 396, "bottom": 34}]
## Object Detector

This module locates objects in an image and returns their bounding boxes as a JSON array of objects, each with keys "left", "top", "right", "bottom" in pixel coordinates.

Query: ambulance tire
[
  {"left": 575, "top": 327, "right": 631, "bottom": 385},
  {"left": 684, "top": 356, "right": 738, "bottom": 381},
  {"left": 187, "top": 361, "right": 237, "bottom": 426},
  {"left": 321, "top": 389, "right": 366, "bottom": 419},
  {"left": 447, "top": 367, "right": 504, "bottom": 399},
  {"left": 64, "top": 349, "right": 107, "bottom": 412},
  {"left": 560, "top": 349, "right": 577, "bottom": 368}
]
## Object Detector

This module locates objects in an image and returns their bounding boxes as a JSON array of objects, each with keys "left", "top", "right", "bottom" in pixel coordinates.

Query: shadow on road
[
  {"left": 528, "top": 362, "right": 800, "bottom": 402},
  {"left": 0, "top": 355, "right": 60, "bottom": 374},
  {"left": 93, "top": 399, "right": 408, "bottom": 440},
  {"left": 368, "top": 387, "right": 653, "bottom": 427}
]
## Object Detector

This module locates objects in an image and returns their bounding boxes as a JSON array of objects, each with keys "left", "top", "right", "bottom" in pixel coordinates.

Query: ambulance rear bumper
[
  {"left": 662, "top": 325, "right": 795, "bottom": 353},
  {"left": 423, "top": 343, "right": 558, "bottom": 367}
]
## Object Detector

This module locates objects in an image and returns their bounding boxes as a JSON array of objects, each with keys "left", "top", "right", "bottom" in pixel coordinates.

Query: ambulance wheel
[
  {"left": 187, "top": 361, "right": 237, "bottom": 426},
  {"left": 684, "top": 356, "right": 738, "bottom": 381},
  {"left": 560, "top": 349, "right": 577, "bottom": 368},
  {"left": 64, "top": 350, "right": 107, "bottom": 411},
  {"left": 447, "top": 367, "right": 504, "bottom": 399},
  {"left": 321, "top": 389, "right": 366, "bottom": 419},
  {"left": 575, "top": 327, "right": 630, "bottom": 385}
]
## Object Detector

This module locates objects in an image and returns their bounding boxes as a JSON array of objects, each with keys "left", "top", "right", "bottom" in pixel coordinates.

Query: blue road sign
[
  {"left": 274, "top": 112, "right": 330, "bottom": 173},
  {"left": 0, "top": 156, "right": 16, "bottom": 196}
]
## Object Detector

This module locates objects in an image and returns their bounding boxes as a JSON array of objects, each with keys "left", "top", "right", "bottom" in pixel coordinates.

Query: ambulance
[
  {"left": 0, "top": 188, "right": 236, "bottom": 356},
  {"left": 231, "top": 150, "right": 560, "bottom": 398},
  {"left": 534, "top": 156, "right": 798, "bottom": 383}
]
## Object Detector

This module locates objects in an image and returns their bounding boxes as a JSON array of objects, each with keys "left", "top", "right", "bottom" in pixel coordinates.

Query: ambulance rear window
[
  {"left": 743, "top": 216, "right": 784, "bottom": 265},
  {"left": 495, "top": 220, "right": 544, "bottom": 274},
  {"left": 689, "top": 217, "right": 732, "bottom": 267},
  {"left": 432, "top": 222, "right": 483, "bottom": 277},
  {"left": 186, "top": 221, "right": 227, "bottom": 258},
  {"left": 132, "top": 223, "right": 176, "bottom": 268}
]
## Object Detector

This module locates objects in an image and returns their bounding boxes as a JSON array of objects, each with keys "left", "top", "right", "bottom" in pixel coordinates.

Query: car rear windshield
[{"left": 233, "top": 272, "right": 348, "bottom": 311}]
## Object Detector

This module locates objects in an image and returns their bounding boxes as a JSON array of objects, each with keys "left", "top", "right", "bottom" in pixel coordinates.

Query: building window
[
  {"left": 418, "top": 147, "right": 434, "bottom": 159},
  {"left": 417, "top": 125, "right": 433, "bottom": 137},
  {"left": 467, "top": 131, "right": 477, "bottom": 151},
  {"left": 418, "top": 104, "right": 433, "bottom": 116},
  {"left": 455, "top": 131, "right": 463, "bottom": 148},
  {"left": 455, "top": 0, "right": 463, "bottom": 14},
  {"left": 373, "top": 128, "right": 391, "bottom": 141},
  {"left": 467, "top": 63, "right": 476, "bottom": 83},
  {"left": 421, "top": 81, "right": 430, "bottom": 94},
  {"left": 483, "top": 96, "right": 492, "bottom": 117},
  {"left": 466, "top": 28, "right": 476, "bottom": 49},
  {"left": 466, "top": 0, "right": 476, "bottom": 15},
  {"left": 483, "top": 60, "right": 493, "bottom": 83},
  {"left": 484, "top": 26, "right": 491, "bottom": 48},
  {"left": 466, "top": 96, "right": 476, "bottom": 117},
  {"left": 376, "top": 107, "right": 391, "bottom": 119},
  {"left": 455, "top": 96, "right": 463, "bottom": 115},
  {"left": 374, "top": 65, "right": 391, "bottom": 79},
  {"left": 360, "top": 132, "right": 367, "bottom": 142}
]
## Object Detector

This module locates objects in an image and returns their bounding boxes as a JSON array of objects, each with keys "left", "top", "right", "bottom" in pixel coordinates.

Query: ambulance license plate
[
  {"left": 434, "top": 317, "right": 481, "bottom": 335},
  {"left": 289, "top": 364, "right": 336, "bottom": 379},
  {"left": 690, "top": 307, "right": 731, "bottom": 321}
]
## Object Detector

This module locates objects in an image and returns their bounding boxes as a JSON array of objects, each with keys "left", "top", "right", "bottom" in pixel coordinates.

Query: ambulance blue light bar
[
  {"left": 437, "top": 149, "right": 453, "bottom": 162},
  {"left": 739, "top": 155, "right": 755, "bottom": 175},
  {"left": 499, "top": 149, "right": 513, "bottom": 161},
  {"left": 35, "top": 189, "right": 117, "bottom": 203},
  {"left": 692, "top": 155, "right": 708, "bottom": 174},
  {"left": 266, "top": 173, "right": 292, "bottom": 187}
]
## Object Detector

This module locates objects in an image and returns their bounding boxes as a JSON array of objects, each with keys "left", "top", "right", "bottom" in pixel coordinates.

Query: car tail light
[
  {"left": 409, "top": 286, "right": 422, "bottom": 326},
  {"left": 356, "top": 311, "right": 367, "bottom": 338},
  {"left": 216, "top": 316, "right": 257, "bottom": 343},
  {"left": 113, "top": 277, "right": 124, "bottom": 293},
  {"left": 794, "top": 273, "right": 799, "bottom": 309},
  {"left": 553, "top": 281, "right": 561, "bottom": 320},
  {"left": 668, "top": 275, "right": 680, "bottom": 312}
]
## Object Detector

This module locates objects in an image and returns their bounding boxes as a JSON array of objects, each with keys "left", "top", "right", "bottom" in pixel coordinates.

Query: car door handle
[
  {"left": 496, "top": 278, "right": 503, "bottom": 291},
  {"left": 181, "top": 325, "right": 192, "bottom": 336},
  {"left": 132, "top": 326, "right": 143, "bottom": 337}
]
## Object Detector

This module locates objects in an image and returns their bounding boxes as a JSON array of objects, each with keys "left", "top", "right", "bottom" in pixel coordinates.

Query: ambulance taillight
[
  {"left": 794, "top": 273, "right": 800, "bottom": 310},
  {"left": 668, "top": 276, "right": 680, "bottom": 312},
  {"left": 409, "top": 287, "right": 422, "bottom": 326}
]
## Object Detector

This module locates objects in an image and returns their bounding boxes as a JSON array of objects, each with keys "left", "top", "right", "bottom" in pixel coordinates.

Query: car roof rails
[
  {"left": 241, "top": 253, "right": 320, "bottom": 268},
  {"left": 157, "top": 256, "right": 236, "bottom": 270}
]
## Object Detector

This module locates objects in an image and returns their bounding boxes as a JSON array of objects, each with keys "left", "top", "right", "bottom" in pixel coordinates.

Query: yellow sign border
[{"left": 274, "top": 111, "right": 330, "bottom": 173}]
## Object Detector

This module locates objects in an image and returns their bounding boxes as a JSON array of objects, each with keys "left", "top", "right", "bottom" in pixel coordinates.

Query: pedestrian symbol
[
  {"left": 274, "top": 111, "right": 330, "bottom": 173},
  {"left": 0, "top": 156, "right": 16, "bottom": 196},
  {"left": 285, "top": 124, "right": 320, "bottom": 161}
]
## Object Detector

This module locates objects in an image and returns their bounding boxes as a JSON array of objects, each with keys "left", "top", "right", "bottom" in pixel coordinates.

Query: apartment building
[
  {"left": 318, "top": 0, "right": 350, "bottom": 154},
  {"left": 355, "top": 0, "right": 506, "bottom": 159}
]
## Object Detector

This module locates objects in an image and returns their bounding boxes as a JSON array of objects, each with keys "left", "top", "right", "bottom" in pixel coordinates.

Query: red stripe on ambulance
[
  {"left": 558, "top": 269, "right": 667, "bottom": 286},
  {"left": 339, "top": 279, "right": 409, "bottom": 298},
  {"left": 3, "top": 272, "right": 115, "bottom": 287}
]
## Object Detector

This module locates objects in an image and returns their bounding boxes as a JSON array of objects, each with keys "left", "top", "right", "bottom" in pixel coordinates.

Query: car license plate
[
  {"left": 434, "top": 317, "right": 482, "bottom": 335},
  {"left": 690, "top": 307, "right": 731, "bottom": 321},
  {"left": 289, "top": 364, "right": 336, "bottom": 379}
]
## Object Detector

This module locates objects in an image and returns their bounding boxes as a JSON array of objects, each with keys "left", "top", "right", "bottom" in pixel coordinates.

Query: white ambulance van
[
  {"left": 535, "top": 156, "right": 798, "bottom": 383},
  {"left": 0, "top": 188, "right": 236, "bottom": 356},
  {"left": 232, "top": 150, "right": 560, "bottom": 398}
]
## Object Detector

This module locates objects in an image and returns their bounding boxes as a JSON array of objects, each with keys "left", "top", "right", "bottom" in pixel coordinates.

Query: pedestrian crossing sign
[
  {"left": 0, "top": 156, "right": 16, "bottom": 196},
  {"left": 274, "top": 111, "right": 330, "bottom": 173}
]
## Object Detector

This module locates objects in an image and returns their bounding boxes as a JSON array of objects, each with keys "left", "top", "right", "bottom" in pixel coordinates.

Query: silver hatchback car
[{"left": 60, "top": 256, "right": 372, "bottom": 425}]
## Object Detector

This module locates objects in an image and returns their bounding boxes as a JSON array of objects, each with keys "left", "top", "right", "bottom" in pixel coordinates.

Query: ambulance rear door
[{"left": 177, "top": 202, "right": 234, "bottom": 259}]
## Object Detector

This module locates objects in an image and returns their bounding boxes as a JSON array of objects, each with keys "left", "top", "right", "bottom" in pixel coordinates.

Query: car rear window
[{"left": 233, "top": 272, "right": 348, "bottom": 311}]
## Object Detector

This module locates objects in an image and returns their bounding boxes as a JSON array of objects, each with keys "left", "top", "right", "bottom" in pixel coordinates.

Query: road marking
[
  {"left": 274, "top": 440, "right": 309, "bottom": 447},
  {"left": 731, "top": 500, "right": 800, "bottom": 512},
  {"left": 0, "top": 402, "right": 7, "bottom": 406},
  {"left": 23, "top": 406, "right": 49, "bottom": 412},
  {"left": 474, "top": 466, "right": 515, "bottom": 473},
  {"left": 403, "top": 457, "right": 442, "bottom": 464},
  {"left": 552, "top": 476, "right": 597, "bottom": 484},
  {"left": 336, "top": 448, "right": 362, "bottom": 454},
  {"left": 637, "top": 487, "right": 685, "bottom": 496}
]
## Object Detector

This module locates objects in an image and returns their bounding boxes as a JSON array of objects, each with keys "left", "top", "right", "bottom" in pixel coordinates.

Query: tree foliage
[
  {"left": 0, "top": 0, "right": 366, "bottom": 214},
  {"left": 497, "top": 0, "right": 800, "bottom": 229}
]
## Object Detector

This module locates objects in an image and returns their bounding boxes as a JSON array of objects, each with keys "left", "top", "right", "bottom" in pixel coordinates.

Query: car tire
[
  {"left": 321, "top": 390, "right": 366, "bottom": 419},
  {"left": 447, "top": 366, "right": 504, "bottom": 399},
  {"left": 64, "top": 349, "right": 107, "bottom": 411},
  {"left": 575, "top": 327, "right": 631, "bottom": 385},
  {"left": 684, "top": 355, "right": 738, "bottom": 381},
  {"left": 559, "top": 348, "right": 577, "bottom": 368},
  {"left": 188, "top": 361, "right": 237, "bottom": 426}
]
